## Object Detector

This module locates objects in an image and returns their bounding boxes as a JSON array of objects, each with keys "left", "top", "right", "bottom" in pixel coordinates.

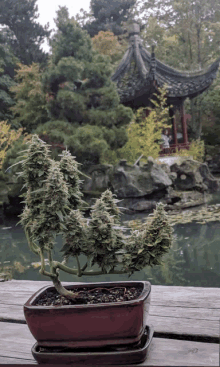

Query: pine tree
[
  {"left": 0, "top": 33, "right": 17, "bottom": 122},
  {"left": 84, "top": 0, "right": 136, "bottom": 37},
  {"left": 0, "top": 0, "right": 51, "bottom": 65},
  {"left": 40, "top": 7, "right": 133, "bottom": 165}
]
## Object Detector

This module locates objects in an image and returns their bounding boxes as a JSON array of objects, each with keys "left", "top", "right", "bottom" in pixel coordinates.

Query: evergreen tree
[
  {"left": 40, "top": 7, "right": 133, "bottom": 165},
  {"left": 0, "top": 33, "right": 17, "bottom": 122},
  {"left": 0, "top": 0, "right": 51, "bottom": 65},
  {"left": 84, "top": 0, "right": 136, "bottom": 37},
  {"left": 10, "top": 63, "right": 49, "bottom": 133}
]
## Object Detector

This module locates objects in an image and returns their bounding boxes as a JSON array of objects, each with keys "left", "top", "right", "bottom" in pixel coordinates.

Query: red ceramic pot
[{"left": 24, "top": 281, "right": 151, "bottom": 348}]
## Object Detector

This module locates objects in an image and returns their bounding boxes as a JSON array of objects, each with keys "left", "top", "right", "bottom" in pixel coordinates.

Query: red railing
[
  {"left": 159, "top": 143, "right": 190, "bottom": 156},
  {"left": 40, "top": 134, "right": 190, "bottom": 158}
]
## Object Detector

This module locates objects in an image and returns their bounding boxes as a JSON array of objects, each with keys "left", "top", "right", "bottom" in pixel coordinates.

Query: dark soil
[{"left": 34, "top": 285, "right": 143, "bottom": 306}]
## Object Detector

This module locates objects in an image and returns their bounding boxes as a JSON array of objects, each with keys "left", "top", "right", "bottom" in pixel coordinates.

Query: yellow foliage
[
  {"left": 101, "top": 149, "right": 119, "bottom": 165},
  {"left": 173, "top": 139, "right": 205, "bottom": 162},
  {"left": 92, "top": 31, "right": 127, "bottom": 64},
  {"left": 10, "top": 63, "right": 47, "bottom": 132},
  {"left": 118, "top": 87, "right": 171, "bottom": 164},
  {"left": 0, "top": 121, "right": 23, "bottom": 169}
]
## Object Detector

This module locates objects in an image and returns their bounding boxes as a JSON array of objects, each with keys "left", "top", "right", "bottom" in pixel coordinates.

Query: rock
[
  {"left": 170, "top": 158, "right": 219, "bottom": 193},
  {"left": 159, "top": 163, "right": 171, "bottom": 174},
  {"left": 111, "top": 158, "right": 172, "bottom": 198},
  {"left": 82, "top": 164, "right": 113, "bottom": 193},
  {"left": 165, "top": 190, "right": 210, "bottom": 210},
  {"left": 118, "top": 159, "right": 127, "bottom": 167},
  {"left": 129, "top": 200, "right": 157, "bottom": 212},
  {"left": 169, "top": 172, "right": 177, "bottom": 181},
  {"left": 205, "top": 149, "right": 220, "bottom": 174}
]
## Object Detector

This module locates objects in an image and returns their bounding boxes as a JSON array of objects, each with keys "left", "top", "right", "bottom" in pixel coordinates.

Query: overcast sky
[{"left": 36, "top": 0, "right": 91, "bottom": 51}]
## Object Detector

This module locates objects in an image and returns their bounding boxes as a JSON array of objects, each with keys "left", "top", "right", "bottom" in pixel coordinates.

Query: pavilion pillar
[
  {"left": 169, "top": 108, "right": 178, "bottom": 147},
  {"left": 145, "top": 108, "right": 150, "bottom": 118},
  {"left": 180, "top": 103, "right": 188, "bottom": 145}
]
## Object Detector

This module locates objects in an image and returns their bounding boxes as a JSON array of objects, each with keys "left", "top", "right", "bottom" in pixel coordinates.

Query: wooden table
[{"left": 0, "top": 280, "right": 219, "bottom": 366}]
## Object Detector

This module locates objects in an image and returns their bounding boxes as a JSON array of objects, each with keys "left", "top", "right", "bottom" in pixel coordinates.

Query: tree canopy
[
  {"left": 0, "top": 0, "right": 51, "bottom": 65},
  {"left": 84, "top": 0, "right": 136, "bottom": 37},
  {"left": 0, "top": 33, "right": 17, "bottom": 122},
  {"left": 10, "top": 63, "right": 49, "bottom": 133},
  {"left": 38, "top": 7, "right": 133, "bottom": 165}
]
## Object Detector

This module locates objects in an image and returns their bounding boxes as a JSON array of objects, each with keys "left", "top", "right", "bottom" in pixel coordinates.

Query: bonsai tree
[{"left": 18, "top": 135, "right": 173, "bottom": 300}]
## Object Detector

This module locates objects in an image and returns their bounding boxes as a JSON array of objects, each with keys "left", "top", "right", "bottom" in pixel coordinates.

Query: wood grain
[
  {"left": 0, "top": 281, "right": 219, "bottom": 338},
  {"left": 0, "top": 323, "right": 218, "bottom": 366}
]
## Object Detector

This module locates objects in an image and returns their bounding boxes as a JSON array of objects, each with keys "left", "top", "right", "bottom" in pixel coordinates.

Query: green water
[{"left": 0, "top": 199, "right": 220, "bottom": 287}]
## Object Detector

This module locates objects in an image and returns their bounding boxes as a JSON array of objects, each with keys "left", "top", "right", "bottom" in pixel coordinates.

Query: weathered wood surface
[
  {"left": 0, "top": 323, "right": 218, "bottom": 366},
  {"left": 0, "top": 281, "right": 219, "bottom": 338}
]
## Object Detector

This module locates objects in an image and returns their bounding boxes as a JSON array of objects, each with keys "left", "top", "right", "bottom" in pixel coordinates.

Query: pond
[{"left": 0, "top": 194, "right": 220, "bottom": 287}]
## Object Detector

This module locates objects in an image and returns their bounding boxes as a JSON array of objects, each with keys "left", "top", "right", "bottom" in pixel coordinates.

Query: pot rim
[{"left": 24, "top": 280, "right": 151, "bottom": 310}]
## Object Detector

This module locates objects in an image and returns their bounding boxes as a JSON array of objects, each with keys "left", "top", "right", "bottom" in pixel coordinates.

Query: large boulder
[
  {"left": 170, "top": 158, "right": 219, "bottom": 193},
  {"left": 165, "top": 188, "right": 211, "bottom": 210},
  {"left": 206, "top": 154, "right": 220, "bottom": 174},
  {"left": 82, "top": 164, "right": 113, "bottom": 194},
  {"left": 110, "top": 157, "right": 172, "bottom": 198}
]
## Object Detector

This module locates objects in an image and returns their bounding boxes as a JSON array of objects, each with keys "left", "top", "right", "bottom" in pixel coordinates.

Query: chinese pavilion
[{"left": 112, "top": 24, "right": 220, "bottom": 153}]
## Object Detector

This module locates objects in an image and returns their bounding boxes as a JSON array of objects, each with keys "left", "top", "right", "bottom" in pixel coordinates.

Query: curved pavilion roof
[{"left": 112, "top": 24, "right": 220, "bottom": 108}]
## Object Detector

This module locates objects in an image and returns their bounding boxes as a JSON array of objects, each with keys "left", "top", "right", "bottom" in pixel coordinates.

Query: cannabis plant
[{"left": 17, "top": 135, "right": 173, "bottom": 300}]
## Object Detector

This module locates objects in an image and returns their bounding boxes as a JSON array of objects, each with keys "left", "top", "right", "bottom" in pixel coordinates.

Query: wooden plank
[
  {"left": 0, "top": 357, "right": 36, "bottom": 364},
  {"left": 0, "top": 305, "right": 218, "bottom": 338},
  {"left": 150, "top": 305, "right": 220, "bottom": 320},
  {"left": 0, "top": 323, "right": 218, "bottom": 366},
  {"left": 142, "top": 338, "right": 219, "bottom": 366},
  {"left": 148, "top": 315, "right": 218, "bottom": 338},
  {"left": 0, "top": 281, "right": 220, "bottom": 338},
  {"left": 1, "top": 281, "right": 220, "bottom": 308},
  {"left": 150, "top": 285, "right": 220, "bottom": 308}
]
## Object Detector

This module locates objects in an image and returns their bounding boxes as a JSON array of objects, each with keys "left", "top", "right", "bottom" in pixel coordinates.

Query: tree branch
[{"left": 76, "top": 255, "right": 82, "bottom": 277}]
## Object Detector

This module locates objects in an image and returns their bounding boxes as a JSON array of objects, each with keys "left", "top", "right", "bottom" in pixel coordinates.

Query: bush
[{"left": 173, "top": 139, "right": 205, "bottom": 162}]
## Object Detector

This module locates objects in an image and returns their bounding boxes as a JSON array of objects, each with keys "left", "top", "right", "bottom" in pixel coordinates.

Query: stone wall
[{"left": 81, "top": 157, "right": 219, "bottom": 213}]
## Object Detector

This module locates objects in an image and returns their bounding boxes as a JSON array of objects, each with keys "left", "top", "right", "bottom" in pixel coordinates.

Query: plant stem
[
  {"left": 25, "top": 229, "right": 40, "bottom": 255},
  {"left": 47, "top": 250, "right": 53, "bottom": 273},
  {"left": 82, "top": 262, "right": 88, "bottom": 271},
  {"left": 51, "top": 276, "right": 81, "bottom": 300},
  {"left": 52, "top": 261, "right": 127, "bottom": 276},
  {"left": 81, "top": 269, "right": 127, "bottom": 276},
  {"left": 40, "top": 251, "right": 81, "bottom": 300},
  {"left": 39, "top": 248, "right": 57, "bottom": 279},
  {"left": 53, "top": 261, "right": 78, "bottom": 275},
  {"left": 76, "top": 255, "right": 82, "bottom": 277}
]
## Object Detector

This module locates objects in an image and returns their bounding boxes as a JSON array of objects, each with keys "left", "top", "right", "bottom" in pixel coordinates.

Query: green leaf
[
  {"left": 60, "top": 223, "right": 67, "bottom": 230},
  {"left": 5, "top": 159, "right": 26, "bottom": 172},
  {"left": 56, "top": 211, "right": 64, "bottom": 221}
]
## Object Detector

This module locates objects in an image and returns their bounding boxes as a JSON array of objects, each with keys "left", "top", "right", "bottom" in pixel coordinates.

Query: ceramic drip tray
[{"left": 32, "top": 325, "right": 154, "bottom": 365}]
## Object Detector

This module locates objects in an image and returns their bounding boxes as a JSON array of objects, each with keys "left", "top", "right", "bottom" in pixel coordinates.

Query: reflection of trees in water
[
  {"left": 0, "top": 226, "right": 23, "bottom": 278},
  {"left": 142, "top": 222, "right": 220, "bottom": 287},
  {"left": 143, "top": 238, "right": 188, "bottom": 286},
  {"left": 0, "top": 219, "right": 219, "bottom": 286}
]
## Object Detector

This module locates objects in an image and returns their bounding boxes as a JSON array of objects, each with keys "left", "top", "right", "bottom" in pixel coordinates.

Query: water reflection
[{"left": 0, "top": 214, "right": 219, "bottom": 287}]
